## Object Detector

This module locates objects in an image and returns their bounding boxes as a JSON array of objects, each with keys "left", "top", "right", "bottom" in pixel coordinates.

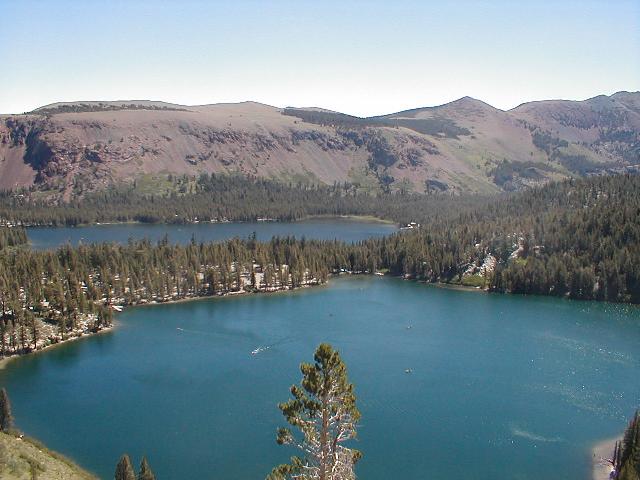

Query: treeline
[
  {"left": 0, "top": 227, "right": 27, "bottom": 250},
  {"left": 371, "top": 174, "right": 640, "bottom": 303},
  {"left": 31, "top": 102, "right": 188, "bottom": 116},
  {"left": 0, "top": 174, "right": 482, "bottom": 226},
  {"left": 0, "top": 235, "right": 373, "bottom": 357}
]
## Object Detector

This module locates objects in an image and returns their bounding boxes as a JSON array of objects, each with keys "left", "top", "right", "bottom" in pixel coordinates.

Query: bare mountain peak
[
  {"left": 381, "top": 96, "right": 500, "bottom": 120},
  {"left": 447, "top": 96, "right": 493, "bottom": 107},
  {"left": 611, "top": 91, "right": 640, "bottom": 112},
  {"left": 438, "top": 96, "right": 503, "bottom": 114},
  {"left": 511, "top": 91, "right": 640, "bottom": 113},
  {"left": 611, "top": 90, "right": 640, "bottom": 98}
]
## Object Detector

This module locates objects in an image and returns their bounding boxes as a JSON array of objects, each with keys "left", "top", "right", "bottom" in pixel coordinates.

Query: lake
[
  {"left": 25, "top": 217, "right": 397, "bottom": 250},
  {"left": 1, "top": 277, "right": 639, "bottom": 479}
]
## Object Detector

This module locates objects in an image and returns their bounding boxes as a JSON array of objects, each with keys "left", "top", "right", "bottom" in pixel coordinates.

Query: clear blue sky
[{"left": 1, "top": 0, "right": 638, "bottom": 116}]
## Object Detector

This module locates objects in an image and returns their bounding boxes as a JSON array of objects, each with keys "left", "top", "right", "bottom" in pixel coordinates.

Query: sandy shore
[{"left": 592, "top": 436, "right": 619, "bottom": 480}]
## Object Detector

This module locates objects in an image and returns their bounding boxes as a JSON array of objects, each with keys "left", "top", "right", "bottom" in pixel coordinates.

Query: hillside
[
  {"left": 0, "top": 93, "right": 638, "bottom": 199},
  {"left": 0, "top": 432, "right": 96, "bottom": 480}
]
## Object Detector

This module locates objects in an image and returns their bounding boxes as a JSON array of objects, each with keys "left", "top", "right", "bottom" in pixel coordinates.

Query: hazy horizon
[{"left": 1, "top": 0, "right": 639, "bottom": 116}]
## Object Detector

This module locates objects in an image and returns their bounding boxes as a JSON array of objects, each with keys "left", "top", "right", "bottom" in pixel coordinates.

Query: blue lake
[
  {"left": 25, "top": 217, "right": 397, "bottom": 250},
  {"left": 1, "top": 277, "right": 639, "bottom": 479}
]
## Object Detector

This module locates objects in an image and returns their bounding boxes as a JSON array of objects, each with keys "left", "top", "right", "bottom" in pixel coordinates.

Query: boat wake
[
  {"left": 176, "top": 327, "right": 212, "bottom": 336},
  {"left": 510, "top": 425, "right": 563, "bottom": 443},
  {"left": 251, "top": 336, "right": 296, "bottom": 356}
]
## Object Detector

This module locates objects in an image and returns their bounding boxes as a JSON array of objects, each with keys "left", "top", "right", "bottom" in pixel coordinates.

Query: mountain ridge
[{"left": 1, "top": 92, "right": 638, "bottom": 200}]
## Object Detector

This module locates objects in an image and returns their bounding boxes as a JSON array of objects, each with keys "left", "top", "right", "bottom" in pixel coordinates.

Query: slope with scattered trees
[{"left": 0, "top": 388, "right": 96, "bottom": 480}]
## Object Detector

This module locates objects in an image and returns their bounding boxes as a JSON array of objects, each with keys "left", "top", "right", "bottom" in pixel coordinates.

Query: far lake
[
  {"left": 26, "top": 217, "right": 397, "bottom": 249},
  {"left": 1, "top": 277, "right": 639, "bottom": 479}
]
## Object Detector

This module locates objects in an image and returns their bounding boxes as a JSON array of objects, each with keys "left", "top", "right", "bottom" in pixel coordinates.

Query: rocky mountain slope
[{"left": 0, "top": 93, "right": 638, "bottom": 199}]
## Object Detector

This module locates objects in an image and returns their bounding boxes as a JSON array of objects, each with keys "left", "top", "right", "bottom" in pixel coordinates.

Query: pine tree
[
  {"left": 0, "top": 388, "right": 14, "bottom": 433},
  {"left": 115, "top": 454, "right": 136, "bottom": 480},
  {"left": 614, "top": 410, "right": 640, "bottom": 480},
  {"left": 268, "top": 343, "right": 361, "bottom": 480},
  {"left": 138, "top": 456, "right": 156, "bottom": 480}
]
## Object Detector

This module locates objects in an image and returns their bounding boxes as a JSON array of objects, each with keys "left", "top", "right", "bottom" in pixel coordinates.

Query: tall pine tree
[
  {"left": 138, "top": 456, "right": 156, "bottom": 480},
  {"left": 0, "top": 388, "right": 13, "bottom": 433},
  {"left": 614, "top": 410, "right": 640, "bottom": 480},
  {"left": 115, "top": 454, "right": 136, "bottom": 480},
  {"left": 268, "top": 343, "right": 361, "bottom": 480}
]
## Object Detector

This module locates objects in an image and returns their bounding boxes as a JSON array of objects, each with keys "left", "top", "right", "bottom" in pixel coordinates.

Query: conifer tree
[
  {"left": 614, "top": 410, "right": 640, "bottom": 480},
  {"left": 268, "top": 343, "right": 361, "bottom": 480},
  {"left": 138, "top": 456, "right": 156, "bottom": 480},
  {"left": 115, "top": 454, "right": 136, "bottom": 480},
  {"left": 0, "top": 388, "right": 14, "bottom": 433}
]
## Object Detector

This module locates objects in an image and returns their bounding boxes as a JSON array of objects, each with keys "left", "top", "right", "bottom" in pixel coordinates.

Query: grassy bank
[{"left": 0, "top": 432, "right": 96, "bottom": 480}]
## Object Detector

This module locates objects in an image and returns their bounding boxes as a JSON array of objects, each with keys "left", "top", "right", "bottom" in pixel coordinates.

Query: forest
[
  {"left": 0, "top": 173, "right": 639, "bottom": 359},
  {"left": 0, "top": 227, "right": 26, "bottom": 250},
  {"left": 0, "top": 234, "right": 352, "bottom": 356},
  {"left": 0, "top": 174, "right": 482, "bottom": 226},
  {"left": 373, "top": 173, "right": 640, "bottom": 303}
]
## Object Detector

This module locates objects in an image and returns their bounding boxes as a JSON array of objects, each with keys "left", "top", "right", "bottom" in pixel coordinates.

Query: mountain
[{"left": 0, "top": 93, "right": 638, "bottom": 199}]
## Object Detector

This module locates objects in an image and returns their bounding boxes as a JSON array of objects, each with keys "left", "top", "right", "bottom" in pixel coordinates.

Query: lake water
[
  {"left": 26, "top": 217, "right": 397, "bottom": 250},
  {"left": 1, "top": 277, "right": 639, "bottom": 479}
]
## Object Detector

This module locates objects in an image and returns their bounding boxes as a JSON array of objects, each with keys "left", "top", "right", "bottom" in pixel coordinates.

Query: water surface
[
  {"left": 26, "top": 217, "right": 396, "bottom": 250},
  {"left": 1, "top": 277, "right": 639, "bottom": 479}
]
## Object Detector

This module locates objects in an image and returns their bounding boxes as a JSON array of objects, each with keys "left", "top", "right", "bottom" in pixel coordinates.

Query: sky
[{"left": 1, "top": 0, "right": 638, "bottom": 116}]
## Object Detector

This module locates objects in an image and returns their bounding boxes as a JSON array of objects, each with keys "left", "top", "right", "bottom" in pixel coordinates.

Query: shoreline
[
  {"left": 0, "top": 323, "right": 116, "bottom": 371},
  {"left": 2, "top": 272, "right": 635, "bottom": 369},
  {"left": 592, "top": 435, "right": 619, "bottom": 480},
  {"left": 0, "top": 279, "right": 330, "bottom": 368},
  {"left": 21, "top": 214, "right": 396, "bottom": 229},
  {"left": 131, "top": 281, "right": 328, "bottom": 310}
]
